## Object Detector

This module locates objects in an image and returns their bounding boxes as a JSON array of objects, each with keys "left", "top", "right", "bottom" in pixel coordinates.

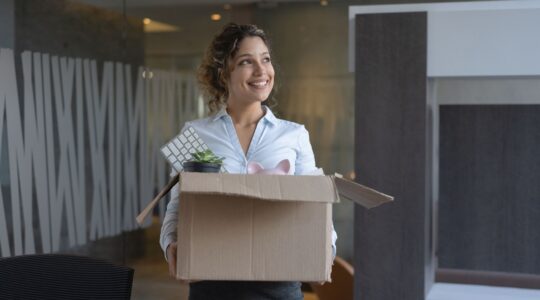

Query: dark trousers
[{"left": 189, "top": 281, "right": 303, "bottom": 300}]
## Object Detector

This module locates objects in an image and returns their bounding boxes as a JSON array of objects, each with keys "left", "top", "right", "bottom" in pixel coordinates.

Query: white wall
[{"left": 349, "top": 0, "right": 540, "bottom": 76}]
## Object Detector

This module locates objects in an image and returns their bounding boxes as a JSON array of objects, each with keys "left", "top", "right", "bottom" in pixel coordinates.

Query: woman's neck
[{"left": 226, "top": 102, "right": 265, "bottom": 127}]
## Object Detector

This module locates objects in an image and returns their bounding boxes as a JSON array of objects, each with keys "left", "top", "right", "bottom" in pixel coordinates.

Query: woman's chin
[
  {"left": 230, "top": 92, "right": 271, "bottom": 105},
  {"left": 249, "top": 94, "right": 271, "bottom": 103}
]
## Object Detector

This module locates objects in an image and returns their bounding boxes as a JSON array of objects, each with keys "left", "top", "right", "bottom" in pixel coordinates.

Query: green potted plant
[{"left": 183, "top": 149, "right": 224, "bottom": 173}]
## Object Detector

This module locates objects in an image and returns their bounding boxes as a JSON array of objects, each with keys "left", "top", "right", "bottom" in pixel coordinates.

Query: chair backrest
[
  {"left": 311, "top": 256, "right": 354, "bottom": 300},
  {"left": 0, "top": 254, "right": 134, "bottom": 300}
]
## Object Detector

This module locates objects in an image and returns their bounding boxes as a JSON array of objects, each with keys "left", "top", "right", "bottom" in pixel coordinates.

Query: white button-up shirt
[{"left": 160, "top": 106, "right": 337, "bottom": 259}]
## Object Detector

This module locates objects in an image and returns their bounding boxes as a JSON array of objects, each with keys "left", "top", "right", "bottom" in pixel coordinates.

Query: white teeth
[{"left": 249, "top": 80, "right": 268, "bottom": 87}]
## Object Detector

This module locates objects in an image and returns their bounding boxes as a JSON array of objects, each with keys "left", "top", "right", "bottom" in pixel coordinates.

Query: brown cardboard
[
  {"left": 332, "top": 174, "right": 394, "bottom": 209},
  {"left": 175, "top": 172, "right": 393, "bottom": 282}
]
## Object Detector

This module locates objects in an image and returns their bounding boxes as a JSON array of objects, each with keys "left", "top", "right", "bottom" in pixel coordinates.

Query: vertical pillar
[
  {"left": 354, "top": 12, "right": 428, "bottom": 300},
  {"left": 0, "top": 1, "right": 14, "bottom": 186},
  {"left": 0, "top": 0, "right": 15, "bottom": 48}
]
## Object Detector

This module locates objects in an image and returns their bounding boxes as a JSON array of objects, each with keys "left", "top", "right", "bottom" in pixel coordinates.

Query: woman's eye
[
  {"left": 263, "top": 57, "right": 271, "bottom": 63},
  {"left": 239, "top": 60, "right": 251, "bottom": 65}
]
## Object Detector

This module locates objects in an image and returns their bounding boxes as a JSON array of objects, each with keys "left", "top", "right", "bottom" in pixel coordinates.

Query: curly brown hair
[{"left": 198, "top": 23, "right": 276, "bottom": 114}]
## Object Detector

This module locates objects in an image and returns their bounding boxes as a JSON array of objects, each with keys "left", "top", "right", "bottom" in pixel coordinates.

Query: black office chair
[{"left": 0, "top": 254, "right": 134, "bottom": 300}]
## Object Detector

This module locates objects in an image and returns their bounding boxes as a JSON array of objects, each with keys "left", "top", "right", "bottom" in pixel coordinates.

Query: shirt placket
[
  {"left": 246, "top": 118, "right": 265, "bottom": 161},
  {"left": 223, "top": 115, "right": 266, "bottom": 173},
  {"left": 224, "top": 115, "right": 248, "bottom": 166}
]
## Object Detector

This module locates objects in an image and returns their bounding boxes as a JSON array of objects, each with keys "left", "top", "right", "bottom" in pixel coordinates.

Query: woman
[{"left": 160, "top": 23, "right": 337, "bottom": 300}]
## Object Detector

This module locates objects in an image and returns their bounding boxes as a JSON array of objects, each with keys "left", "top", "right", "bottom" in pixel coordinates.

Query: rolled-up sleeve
[{"left": 295, "top": 126, "right": 338, "bottom": 259}]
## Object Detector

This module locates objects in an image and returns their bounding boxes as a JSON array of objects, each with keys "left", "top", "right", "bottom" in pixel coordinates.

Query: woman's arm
[
  {"left": 294, "top": 126, "right": 316, "bottom": 175},
  {"left": 160, "top": 122, "right": 191, "bottom": 261},
  {"left": 295, "top": 126, "right": 338, "bottom": 259},
  {"left": 160, "top": 169, "right": 179, "bottom": 260},
  {"left": 160, "top": 169, "right": 180, "bottom": 277}
]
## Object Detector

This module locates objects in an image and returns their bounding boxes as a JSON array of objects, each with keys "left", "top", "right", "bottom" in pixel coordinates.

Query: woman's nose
[{"left": 253, "top": 61, "right": 265, "bottom": 76}]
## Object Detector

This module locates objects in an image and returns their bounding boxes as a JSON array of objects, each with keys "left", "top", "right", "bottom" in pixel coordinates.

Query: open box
[{"left": 173, "top": 172, "right": 393, "bottom": 282}]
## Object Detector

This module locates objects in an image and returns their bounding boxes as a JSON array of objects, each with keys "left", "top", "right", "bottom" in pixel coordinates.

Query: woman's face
[{"left": 226, "top": 36, "right": 274, "bottom": 106}]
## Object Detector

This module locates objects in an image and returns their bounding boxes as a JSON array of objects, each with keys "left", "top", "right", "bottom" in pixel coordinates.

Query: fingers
[{"left": 168, "top": 255, "right": 176, "bottom": 277}]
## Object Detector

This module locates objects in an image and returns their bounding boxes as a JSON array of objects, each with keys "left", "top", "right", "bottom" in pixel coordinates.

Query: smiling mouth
[{"left": 248, "top": 80, "right": 270, "bottom": 88}]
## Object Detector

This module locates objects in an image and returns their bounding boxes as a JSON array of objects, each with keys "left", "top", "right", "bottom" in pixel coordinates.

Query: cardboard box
[{"left": 175, "top": 172, "right": 393, "bottom": 282}]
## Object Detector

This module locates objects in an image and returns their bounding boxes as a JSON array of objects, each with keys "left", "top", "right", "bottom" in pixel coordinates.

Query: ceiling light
[
  {"left": 144, "top": 20, "right": 181, "bottom": 33},
  {"left": 143, "top": 18, "right": 151, "bottom": 25},
  {"left": 142, "top": 70, "right": 154, "bottom": 79},
  {"left": 320, "top": 0, "right": 328, "bottom": 6},
  {"left": 211, "top": 14, "right": 221, "bottom": 21}
]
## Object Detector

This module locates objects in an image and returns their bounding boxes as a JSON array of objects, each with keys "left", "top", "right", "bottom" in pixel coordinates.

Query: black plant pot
[{"left": 182, "top": 161, "right": 221, "bottom": 173}]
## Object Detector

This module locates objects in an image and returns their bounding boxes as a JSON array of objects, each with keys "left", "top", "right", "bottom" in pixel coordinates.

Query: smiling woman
[
  {"left": 159, "top": 23, "right": 337, "bottom": 300},
  {"left": 227, "top": 36, "right": 274, "bottom": 106},
  {"left": 198, "top": 23, "right": 276, "bottom": 113}
]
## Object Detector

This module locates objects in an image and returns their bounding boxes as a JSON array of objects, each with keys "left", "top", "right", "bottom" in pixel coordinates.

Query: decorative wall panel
[
  {"left": 439, "top": 105, "right": 540, "bottom": 274},
  {"left": 0, "top": 0, "right": 200, "bottom": 262}
]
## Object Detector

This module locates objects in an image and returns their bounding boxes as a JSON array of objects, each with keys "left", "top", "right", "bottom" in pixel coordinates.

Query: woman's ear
[
  {"left": 247, "top": 161, "right": 264, "bottom": 174},
  {"left": 275, "top": 159, "right": 290, "bottom": 174}
]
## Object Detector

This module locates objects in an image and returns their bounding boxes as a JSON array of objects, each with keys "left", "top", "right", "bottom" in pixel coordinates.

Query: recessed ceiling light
[
  {"left": 320, "top": 0, "right": 328, "bottom": 6},
  {"left": 211, "top": 13, "right": 221, "bottom": 21},
  {"left": 143, "top": 18, "right": 151, "bottom": 25}
]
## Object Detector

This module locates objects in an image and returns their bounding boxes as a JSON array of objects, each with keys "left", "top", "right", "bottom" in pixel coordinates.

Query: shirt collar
[
  {"left": 211, "top": 105, "right": 278, "bottom": 126},
  {"left": 211, "top": 106, "right": 229, "bottom": 122},
  {"left": 262, "top": 106, "right": 278, "bottom": 126}
]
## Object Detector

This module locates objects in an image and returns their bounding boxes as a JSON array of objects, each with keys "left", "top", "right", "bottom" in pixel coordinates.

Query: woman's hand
[{"left": 166, "top": 242, "right": 178, "bottom": 277}]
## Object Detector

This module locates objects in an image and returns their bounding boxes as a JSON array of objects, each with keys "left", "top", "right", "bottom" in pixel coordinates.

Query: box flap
[
  {"left": 332, "top": 174, "right": 394, "bottom": 208},
  {"left": 180, "top": 172, "right": 339, "bottom": 203}
]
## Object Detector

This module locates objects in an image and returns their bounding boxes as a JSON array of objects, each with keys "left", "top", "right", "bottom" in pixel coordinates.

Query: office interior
[{"left": 0, "top": 0, "right": 539, "bottom": 299}]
